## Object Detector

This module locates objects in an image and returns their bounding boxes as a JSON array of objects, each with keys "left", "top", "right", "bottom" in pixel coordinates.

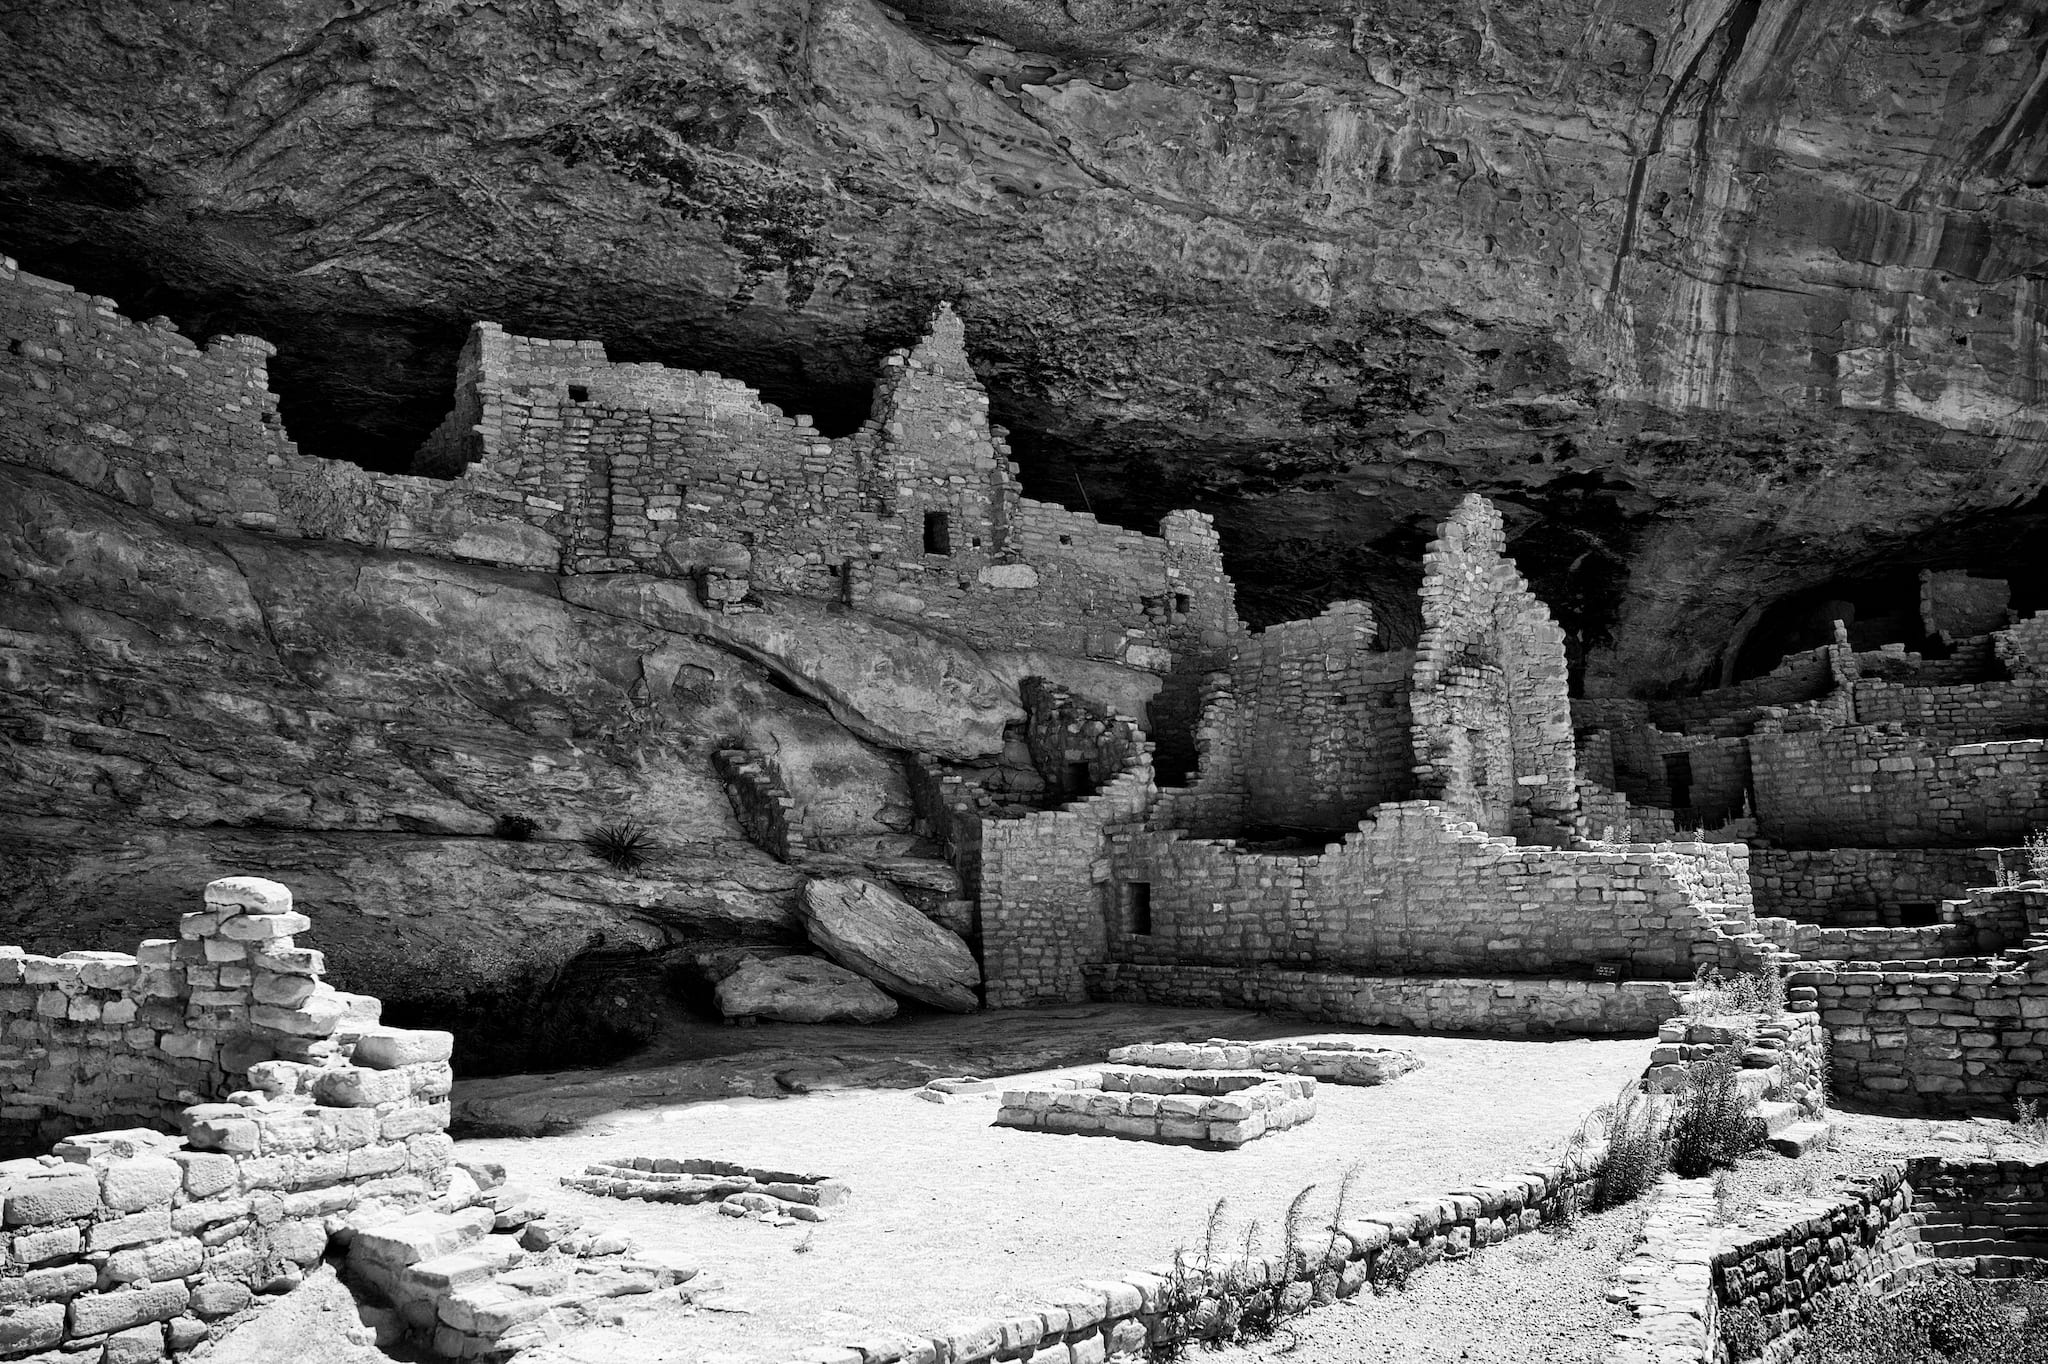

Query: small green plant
[
  {"left": 1806, "top": 1268, "right": 2048, "bottom": 1363},
  {"left": 2027, "top": 827, "right": 2048, "bottom": 883},
  {"left": 584, "top": 821, "right": 657, "bottom": 872},
  {"left": 494, "top": 812, "right": 541, "bottom": 841},
  {"left": 1668, "top": 1047, "right": 1768, "bottom": 1179},
  {"left": 1593, "top": 1082, "right": 1671, "bottom": 1211},
  {"left": 2017, "top": 1098, "right": 2048, "bottom": 1148},
  {"left": 1684, "top": 965, "right": 1786, "bottom": 1019},
  {"left": 792, "top": 1229, "right": 815, "bottom": 1255}
]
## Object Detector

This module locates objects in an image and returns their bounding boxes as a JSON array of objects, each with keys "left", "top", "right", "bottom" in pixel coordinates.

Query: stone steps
[
  {"left": 1768, "top": 1119, "right": 1832, "bottom": 1159},
  {"left": 345, "top": 1169, "right": 699, "bottom": 1359}
]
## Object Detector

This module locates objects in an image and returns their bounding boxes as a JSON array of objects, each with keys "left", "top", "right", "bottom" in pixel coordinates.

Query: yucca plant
[{"left": 584, "top": 821, "right": 657, "bottom": 872}]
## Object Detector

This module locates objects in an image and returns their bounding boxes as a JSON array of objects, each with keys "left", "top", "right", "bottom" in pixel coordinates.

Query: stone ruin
[
  {"left": 1, "top": 255, "right": 2046, "bottom": 1361},
  {"left": 0, "top": 878, "right": 693, "bottom": 1363}
]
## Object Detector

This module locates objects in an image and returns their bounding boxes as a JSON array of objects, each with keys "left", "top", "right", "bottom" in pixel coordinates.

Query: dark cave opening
[{"left": 1729, "top": 494, "right": 2048, "bottom": 681}]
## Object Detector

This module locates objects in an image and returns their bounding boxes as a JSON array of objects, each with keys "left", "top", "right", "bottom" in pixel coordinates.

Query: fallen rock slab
[
  {"left": 800, "top": 876, "right": 981, "bottom": 1013},
  {"left": 714, "top": 955, "right": 899, "bottom": 1025}
]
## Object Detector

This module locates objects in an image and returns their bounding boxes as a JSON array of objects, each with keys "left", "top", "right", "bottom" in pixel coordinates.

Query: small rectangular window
[
  {"left": 1173, "top": 592, "right": 1192, "bottom": 616},
  {"left": 1124, "top": 881, "right": 1153, "bottom": 936},
  {"left": 1058, "top": 534, "right": 1073, "bottom": 546},
  {"left": 567, "top": 384, "right": 590, "bottom": 403},
  {"left": 1067, "top": 761, "right": 1093, "bottom": 798},
  {"left": 924, "top": 511, "right": 952, "bottom": 555}
]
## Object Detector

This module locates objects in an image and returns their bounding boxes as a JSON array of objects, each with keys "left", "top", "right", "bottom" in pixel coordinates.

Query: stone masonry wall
[
  {"left": 1409, "top": 497, "right": 1577, "bottom": 842},
  {"left": 1750, "top": 728, "right": 2048, "bottom": 848},
  {"left": 0, "top": 261, "right": 1243, "bottom": 699},
  {"left": 1086, "top": 963, "right": 1680, "bottom": 1034},
  {"left": 1750, "top": 847, "right": 2018, "bottom": 925},
  {"left": 1105, "top": 803, "right": 1760, "bottom": 980},
  {"left": 1214, "top": 602, "right": 1414, "bottom": 832},
  {"left": 1793, "top": 951, "right": 2048, "bottom": 1113},
  {"left": 1, "top": 879, "right": 386, "bottom": 1153},
  {"left": 1849, "top": 677, "right": 2048, "bottom": 745},
  {"left": 0, "top": 877, "right": 456, "bottom": 1362},
  {"left": 1020, "top": 679, "right": 1146, "bottom": 807},
  {"left": 980, "top": 766, "right": 1158, "bottom": 1008},
  {"left": 1995, "top": 613, "right": 2048, "bottom": 677}
]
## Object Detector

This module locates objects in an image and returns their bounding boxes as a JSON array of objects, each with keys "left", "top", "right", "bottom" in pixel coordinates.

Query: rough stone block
[
  {"left": 204, "top": 877, "right": 294, "bottom": 915},
  {"left": 3, "top": 1168, "right": 101, "bottom": 1225},
  {"left": 67, "top": 1280, "right": 191, "bottom": 1335}
]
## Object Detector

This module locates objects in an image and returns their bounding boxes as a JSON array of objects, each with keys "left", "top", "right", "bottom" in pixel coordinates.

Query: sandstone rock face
[
  {"left": 0, "top": 463, "right": 971, "bottom": 1068},
  {"left": 799, "top": 877, "right": 982, "bottom": 1013},
  {"left": 4, "top": 1, "right": 2047, "bottom": 692},
  {"left": 714, "top": 956, "right": 900, "bottom": 1025}
]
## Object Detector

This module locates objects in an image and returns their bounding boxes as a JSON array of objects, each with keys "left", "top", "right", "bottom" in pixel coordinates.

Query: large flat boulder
[
  {"left": 714, "top": 956, "right": 899, "bottom": 1025},
  {"left": 799, "top": 877, "right": 981, "bottom": 1013}
]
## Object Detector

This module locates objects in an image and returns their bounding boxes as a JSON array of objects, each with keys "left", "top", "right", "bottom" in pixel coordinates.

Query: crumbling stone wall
[
  {"left": 1643, "top": 646, "right": 1845, "bottom": 736},
  {"left": 1995, "top": 613, "right": 2048, "bottom": 677},
  {"left": 1197, "top": 602, "right": 1414, "bottom": 831},
  {"left": 0, "top": 878, "right": 386, "bottom": 1153},
  {"left": 0, "top": 261, "right": 1243, "bottom": 706},
  {"left": 1020, "top": 679, "right": 1146, "bottom": 806},
  {"left": 0, "top": 877, "right": 455, "bottom": 1362},
  {"left": 1751, "top": 729, "right": 2048, "bottom": 847},
  {"left": 1410, "top": 497, "right": 1577, "bottom": 842},
  {"left": 1105, "top": 804, "right": 1757, "bottom": 980}
]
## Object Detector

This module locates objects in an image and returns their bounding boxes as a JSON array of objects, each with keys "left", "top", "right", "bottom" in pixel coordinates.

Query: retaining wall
[
  {"left": 1751, "top": 728, "right": 2048, "bottom": 848},
  {"left": 1085, "top": 963, "right": 1684, "bottom": 1034},
  {"left": 1750, "top": 847, "right": 2018, "bottom": 925}
]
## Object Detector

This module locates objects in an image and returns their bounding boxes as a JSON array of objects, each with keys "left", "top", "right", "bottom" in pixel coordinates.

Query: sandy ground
[{"left": 451, "top": 1008, "right": 1659, "bottom": 1364}]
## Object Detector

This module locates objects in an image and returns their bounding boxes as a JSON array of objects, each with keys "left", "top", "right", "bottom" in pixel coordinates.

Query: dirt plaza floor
[{"left": 451, "top": 1003, "right": 1662, "bottom": 1363}]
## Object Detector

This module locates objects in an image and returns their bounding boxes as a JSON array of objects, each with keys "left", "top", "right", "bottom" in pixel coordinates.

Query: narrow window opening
[
  {"left": 924, "top": 511, "right": 952, "bottom": 555},
  {"left": 1058, "top": 534, "right": 1072, "bottom": 546},
  {"left": 1662, "top": 752, "right": 1694, "bottom": 809},
  {"left": 567, "top": 384, "right": 590, "bottom": 403},
  {"left": 972, "top": 536, "right": 983, "bottom": 549},
  {"left": 1173, "top": 592, "right": 1192, "bottom": 617},
  {"left": 1066, "top": 760, "right": 1093, "bottom": 798},
  {"left": 1124, "top": 881, "right": 1153, "bottom": 936},
  {"left": 1466, "top": 727, "right": 1488, "bottom": 793}
]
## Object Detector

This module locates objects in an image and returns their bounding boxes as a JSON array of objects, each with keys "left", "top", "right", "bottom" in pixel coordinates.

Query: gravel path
[
  {"left": 458, "top": 1024, "right": 1655, "bottom": 1364},
  {"left": 1204, "top": 1203, "right": 1647, "bottom": 1364}
]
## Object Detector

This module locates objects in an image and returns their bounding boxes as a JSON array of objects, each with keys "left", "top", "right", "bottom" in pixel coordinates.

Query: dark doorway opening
[
  {"left": 924, "top": 511, "right": 952, "bottom": 555},
  {"left": 1663, "top": 753, "right": 1693, "bottom": 809}
]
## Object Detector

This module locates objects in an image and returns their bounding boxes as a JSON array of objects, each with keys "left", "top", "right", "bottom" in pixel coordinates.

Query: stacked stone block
[
  {"left": 1750, "top": 846, "right": 2017, "bottom": 926},
  {"left": 0, "top": 877, "right": 462, "bottom": 1362},
  {"left": 1105, "top": 805, "right": 1759, "bottom": 980},
  {"left": 713, "top": 747, "right": 809, "bottom": 864},
  {"left": 1751, "top": 728, "right": 2048, "bottom": 847},
  {"left": 1019, "top": 679, "right": 1146, "bottom": 806},
  {"left": 1409, "top": 496, "right": 1578, "bottom": 842},
  {"left": 1105, "top": 1039, "right": 1422, "bottom": 1086},
  {"left": 1087, "top": 965, "right": 1683, "bottom": 1035},
  {"left": 1791, "top": 944, "right": 2048, "bottom": 1112},
  {"left": 993, "top": 1071, "right": 1316, "bottom": 1147},
  {"left": 1995, "top": 613, "right": 2048, "bottom": 677},
  {"left": 561, "top": 1156, "right": 848, "bottom": 1222},
  {"left": 1850, "top": 677, "right": 2048, "bottom": 744}
]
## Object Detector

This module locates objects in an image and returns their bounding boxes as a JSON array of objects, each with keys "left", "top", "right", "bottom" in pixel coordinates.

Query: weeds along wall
[
  {"left": 1103, "top": 804, "right": 1761, "bottom": 980},
  {"left": 1409, "top": 497, "right": 1578, "bottom": 843},
  {"left": 1750, "top": 728, "right": 2048, "bottom": 847},
  {"left": 0, "top": 260, "right": 1242, "bottom": 696},
  {"left": 0, "top": 877, "right": 456, "bottom": 1363}
]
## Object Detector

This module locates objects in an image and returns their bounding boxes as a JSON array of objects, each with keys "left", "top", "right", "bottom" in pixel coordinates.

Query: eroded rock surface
[
  {"left": 715, "top": 955, "right": 900, "bottom": 1025},
  {"left": 4, "top": 0, "right": 2047, "bottom": 690},
  {"left": 800, "top": 876, "right": 982, "bottom": 1013}
]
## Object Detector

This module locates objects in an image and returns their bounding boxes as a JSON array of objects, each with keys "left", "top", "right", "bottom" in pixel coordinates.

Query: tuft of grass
[
  {"left": 584, "top": 820, "right": 658, "bottom": 872},
  {"left": 494, "top": 812, "right": 541, "bottom": 841},
  {"left": 2015, "top": 1099, "right": 2048, "bottom": 1149},
  {"left": 1594, "top": 1082, "right": 1671, "bottom": 1212},
  {"left": 1668, "top": 1047, "right": 1768, "bottom": 1179},
  {"left": 2028, "top": 827, "right": 2048, "bottom": 882},
  {"left": 1684, "top": 965, "right": 1786, "bottom": 1019}
]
